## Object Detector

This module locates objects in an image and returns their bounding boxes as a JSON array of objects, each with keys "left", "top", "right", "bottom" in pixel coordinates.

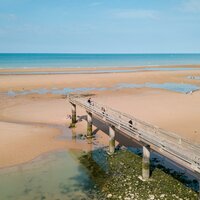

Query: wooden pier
[{"left": 68, "top": 94, "right": 200, "bottom": 196}]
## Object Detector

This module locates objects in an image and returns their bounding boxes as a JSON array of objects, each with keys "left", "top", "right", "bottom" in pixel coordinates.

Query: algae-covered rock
[{"left": 79, "top": 149, "right": 198, "bottom": 200}]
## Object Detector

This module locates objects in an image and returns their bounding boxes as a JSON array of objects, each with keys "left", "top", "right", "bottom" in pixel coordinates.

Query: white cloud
[
  {"left": 181, "top": 0, "right": 200, "bottom": 12},
  {"left": 112, "top": 9, "right": 159, "bottom": 20}
]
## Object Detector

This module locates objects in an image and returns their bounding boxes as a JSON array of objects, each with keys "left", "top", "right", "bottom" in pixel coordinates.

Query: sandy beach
[
  {"left": 0, "top": 66, "right": 200, "bottom": 168},
  {"left": 2, "top": 1, "right": 200, "bottom": 198},
  {"left": 1, "top": 67, "right": 200, "bottom": 92}
]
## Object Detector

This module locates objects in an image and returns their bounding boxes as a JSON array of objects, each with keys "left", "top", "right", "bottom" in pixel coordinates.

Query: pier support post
[
  {"left": 142, "top": 145, "right": 150, "bottom": 180},
  {"left": 72, "top": 128, "right": 76, "bottom": 141},
  {"left": 87, "top": 112, "right": 93, "bottom": 138},
  {"left": 109, "top": 125, "right": 115, "bottom": 154},
  {"left": 198, "top": 177, "right": 200, "bottom": 200},
  {"left": 71, "top": 103, "right": 76, "bottom": 127}
]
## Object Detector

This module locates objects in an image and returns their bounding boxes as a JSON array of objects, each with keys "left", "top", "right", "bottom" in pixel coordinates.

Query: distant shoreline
[{"left": 0, "top": 64, "right": 200, "bottom": 75}]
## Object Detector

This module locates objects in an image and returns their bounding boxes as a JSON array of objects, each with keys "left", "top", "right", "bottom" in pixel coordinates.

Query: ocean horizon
[{"left": 1, "top": 53, "right": 200, "bottom": 69}]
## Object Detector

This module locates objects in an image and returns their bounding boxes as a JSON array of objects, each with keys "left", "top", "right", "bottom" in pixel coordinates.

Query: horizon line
[{"left": 0, "top": 52, "right": 200, "bottom": 55}]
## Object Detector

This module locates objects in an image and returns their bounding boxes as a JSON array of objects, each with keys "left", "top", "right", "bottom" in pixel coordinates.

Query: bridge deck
[{"left": 68, "top": 94, "right": 200, "bottom": 175}]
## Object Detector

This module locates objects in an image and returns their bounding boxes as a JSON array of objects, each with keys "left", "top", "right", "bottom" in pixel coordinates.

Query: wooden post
[
  {"left": 109, "top": 125, "right": 115, "bottom": 154},
  {"left": 87, "top": 112, "right": 93, "bottom": 138},
  {"left": 71, "top": 103, "right": 76, "bottom": 127},
  {"left": 142, "top": 145, "right": 150, "bottom": 180}
]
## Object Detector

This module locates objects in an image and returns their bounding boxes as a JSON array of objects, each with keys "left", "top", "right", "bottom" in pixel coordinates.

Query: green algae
[
  {"left": 72, "top": 114, "right": 76, "bottom": 124},
  {"left": 79, "top": 149, "right": 198, "bottom": 200},
  {"left": 109, "top": 139, "right": 115, "bottom": 148},
  {"left": 142, "top": 162, "right": 150, "bottom": 170},
  {"left": 87, "top": 125, "right": 92, "bottom": 137},
  {"left": 69, "top": 123, "right": 76, "bottom": 128}
]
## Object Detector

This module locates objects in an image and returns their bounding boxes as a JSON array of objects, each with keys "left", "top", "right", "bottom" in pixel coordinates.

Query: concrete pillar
[
  {"left": 71, "top": 103, "right": 76, "bottom": 126},
  {"left": 71, "top": 128, "right": 76, "bottom": 141},
  {"left": 87, "top": 112, "right": 93, "bottom": 138},
  {"left": 198, "top": 177, "right": 200, "bottom": 200},
  {"left": 142, "top": 145, "right": 150, "bottom": 180},
  {"left": 109, "top": 125, "right": 115, "bottom": 154}
]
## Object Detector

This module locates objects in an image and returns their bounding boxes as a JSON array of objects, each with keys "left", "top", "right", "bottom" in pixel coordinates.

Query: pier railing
[{"left": 68, "top": 94, "right": 200, "bottom": 174}]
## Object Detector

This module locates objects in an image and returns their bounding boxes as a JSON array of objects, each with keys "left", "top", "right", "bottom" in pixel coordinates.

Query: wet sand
[
  {"left": 1, "top": 67, "right": 200, "bottom": 92},
  {"left": 0, "top": 66, "right": 200, "bottom": 168},
  {"left": 0, "top": 94, "right": 110, "bottom": 168},
  {"left": 1, "top": 64, "right": 200, "bottom": 73}
]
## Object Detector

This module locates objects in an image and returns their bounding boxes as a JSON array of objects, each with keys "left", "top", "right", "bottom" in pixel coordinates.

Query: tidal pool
[
  {"left": 5, "top": 82, "right": 200, "bottom": 97},
  {"left": 116, "top": 82, "right": 200, "bottom": 93},
  {"left": 0, "top": 144, "right": 198, "bottom": 200},
  {"left": 6, "top": 87, "right": 100, "bottom": 96},
  {"left": 0, "top": 150, "right": 99, "bottom": 200}
]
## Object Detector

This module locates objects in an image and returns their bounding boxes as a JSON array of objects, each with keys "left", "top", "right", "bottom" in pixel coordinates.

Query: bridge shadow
[
  {"left": 76, "top": 114, "right": 199, "bottom": 193},
  {"left": 77, "top": 115, "right": 87, "bottom": 122},
  {"left": 78, "top": 114, "right": 140, "bottom": 148},
  {"left": 150, "top": 153, "right": 199, "bottom": 192},
  {"left": 70, "top": 147, "right": 199, "bottom": 199}
]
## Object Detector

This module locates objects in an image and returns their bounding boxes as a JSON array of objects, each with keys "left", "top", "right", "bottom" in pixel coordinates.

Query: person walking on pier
[
  {"left": 129, "top": 119, "right": 133, "bottom": 128},
  {"left": 87, "top": 97, "right": 94, "bottom": 106},
  {"left": 101, "top": 107, "right": 106, "bottom": 115},
  {"left": 88, "top": 98, "right": 91, "bottom": 104},
  {"left": 66, "top": 114, "right": 71, "bottom": 119}
]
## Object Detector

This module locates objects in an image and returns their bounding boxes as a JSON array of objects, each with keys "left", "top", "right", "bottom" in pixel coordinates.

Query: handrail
[{"left": 68, "top": 94, "right": 200, "bottom": 173}]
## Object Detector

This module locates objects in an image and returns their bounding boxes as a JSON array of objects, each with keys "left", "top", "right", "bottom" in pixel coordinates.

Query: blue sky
[{"left": 0, "top": 0, "right": 200, "bottom": 53}]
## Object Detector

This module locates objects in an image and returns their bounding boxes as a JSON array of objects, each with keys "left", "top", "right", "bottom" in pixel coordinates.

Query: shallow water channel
[
  {"left": 0, "top": 131, "right": 198, "bottom": 200},
  {"left": 4, "top": 82, "right": 200, "bottom": 97},
  {"left": 0, "top": 149, "right": 100, "bottom": 200}
]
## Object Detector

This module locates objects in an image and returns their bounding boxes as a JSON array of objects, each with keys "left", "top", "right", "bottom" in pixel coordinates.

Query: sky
[{"left": 0, "top": 0, "right": 200, "bottom": 53}]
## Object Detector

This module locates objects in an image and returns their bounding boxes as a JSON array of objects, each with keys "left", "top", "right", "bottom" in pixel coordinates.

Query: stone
[
  {"left": 149, "top": 194, "right": 155, "bottom": 199},
  {"left": 107, "top": 194, "right": 112, "bottom": 198},
  {"left": 160, "top": 194, "right": 165, "bottom": 198}
]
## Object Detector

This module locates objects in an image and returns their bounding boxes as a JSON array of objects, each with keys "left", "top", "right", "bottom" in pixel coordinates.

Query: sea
[{"left": 1, "top": 53, "right": 200, "bottom": 69}]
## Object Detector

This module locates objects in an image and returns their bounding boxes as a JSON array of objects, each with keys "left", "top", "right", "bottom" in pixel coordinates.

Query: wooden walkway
[{"left": 68, "top": 94, "right": 200, "bottom": 180}]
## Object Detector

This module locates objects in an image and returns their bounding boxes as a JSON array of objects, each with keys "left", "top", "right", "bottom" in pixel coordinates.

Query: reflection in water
[{"left": 71, "top": 128, "right": 76, "bottom": 141}]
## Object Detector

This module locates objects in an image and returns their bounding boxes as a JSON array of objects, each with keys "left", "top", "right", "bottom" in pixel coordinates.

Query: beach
[
  {"left": 0, "top": 66, "right": 200, "bottom": 168},
  {"left": 1, "top": 0, "right": 200, "bottom": 197}
]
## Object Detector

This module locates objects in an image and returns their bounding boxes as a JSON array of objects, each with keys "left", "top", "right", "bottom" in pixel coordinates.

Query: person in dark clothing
[
  {"left": 87, "top": 98, "right": 91, "bottom": 104},
  {"left": 129, "top": 120, "right": 133, "bottom": 128},
  {"left": 101, "top": 107, "right": 106, "bottom": 115}
]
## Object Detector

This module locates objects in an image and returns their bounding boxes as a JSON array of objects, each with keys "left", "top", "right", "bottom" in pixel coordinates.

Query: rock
[
  {"left": 149, "top": 194, "right": 155, "bottom": 199},
  {"left": 160, "top": 194, "right": 165, "bottom": 198},
  {"left": 107, "top": 194, "right": 112, "bottom": 198},
  {"left": 130, "top": 193, "right": 134, "bottom": 197}
]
